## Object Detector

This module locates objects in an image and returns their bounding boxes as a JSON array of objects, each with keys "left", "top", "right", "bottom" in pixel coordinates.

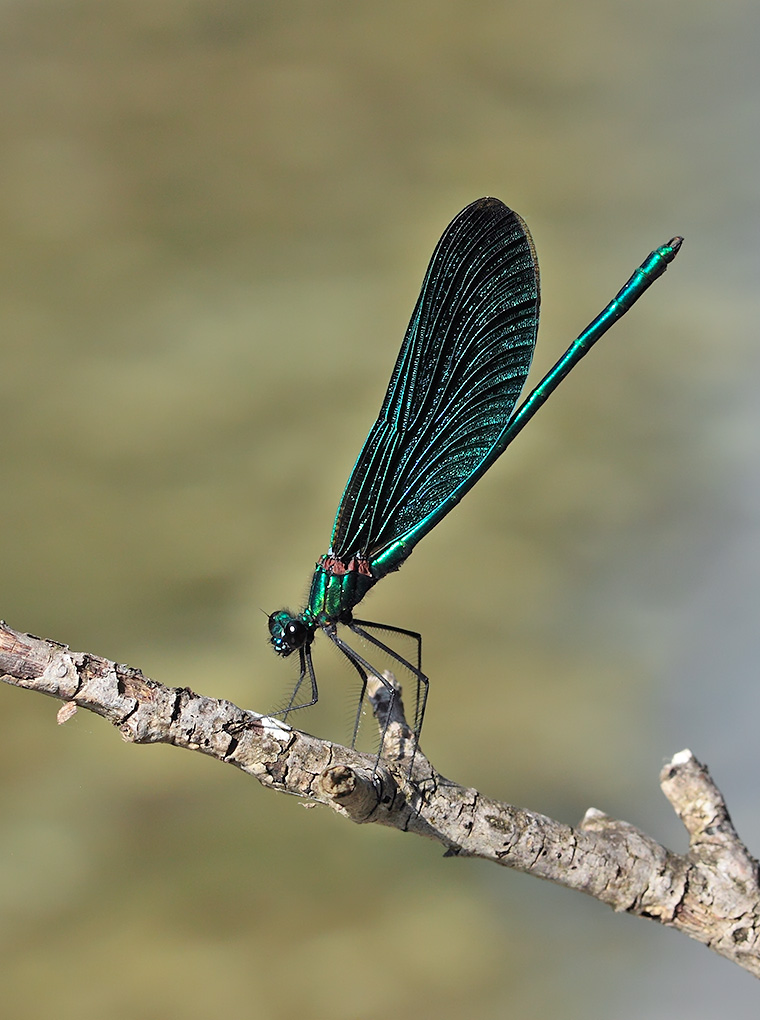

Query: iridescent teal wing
[{"left": 330, "top": 197, "right": 540, "bottom": 567}]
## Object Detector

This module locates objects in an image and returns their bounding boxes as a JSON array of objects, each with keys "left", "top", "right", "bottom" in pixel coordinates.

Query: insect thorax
[{"left": 306, "top": 553, "right": 378, "bottom": 625}]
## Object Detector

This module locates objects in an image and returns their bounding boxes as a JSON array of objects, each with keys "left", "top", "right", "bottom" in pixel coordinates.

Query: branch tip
[{"left": 670, "top": 748, "right": 695, "bottom": 766}]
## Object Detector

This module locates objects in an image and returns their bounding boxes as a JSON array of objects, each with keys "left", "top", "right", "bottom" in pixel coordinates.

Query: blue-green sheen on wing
[{"left": 330, "top": 197, "right": 540, "bottom": 564}]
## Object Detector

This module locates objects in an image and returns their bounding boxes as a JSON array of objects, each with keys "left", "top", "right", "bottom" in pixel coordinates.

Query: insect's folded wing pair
[{"left": 330, "top": 197, "right": 541, "bottom": 564}]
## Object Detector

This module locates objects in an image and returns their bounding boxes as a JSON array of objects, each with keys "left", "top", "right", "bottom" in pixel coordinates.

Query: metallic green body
[
  {"left": 302, "top": 236, "right": 684, "bottom": 613},
  {"left": 304, "top": 554, "right": 378, "bottom": 625}
]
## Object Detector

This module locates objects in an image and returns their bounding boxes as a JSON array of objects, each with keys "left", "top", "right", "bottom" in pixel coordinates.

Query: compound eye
[{"left": 286, "top": 620, "right": 308, "bottom": 648}]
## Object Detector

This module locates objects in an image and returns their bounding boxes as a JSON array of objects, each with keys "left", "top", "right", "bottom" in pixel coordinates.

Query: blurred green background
[{"left": 2, "top": 1, "right": 760, "bottom": 1016}]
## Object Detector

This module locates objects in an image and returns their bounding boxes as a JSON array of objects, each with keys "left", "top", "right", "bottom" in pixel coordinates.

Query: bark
[{"left": 1, "top": 619, "right": 758, "bottom": 975}]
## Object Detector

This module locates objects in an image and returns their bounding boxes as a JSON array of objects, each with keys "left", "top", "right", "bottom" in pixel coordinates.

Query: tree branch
[{"left": 1, "top": 619, "right": 758, "bottom": 975}]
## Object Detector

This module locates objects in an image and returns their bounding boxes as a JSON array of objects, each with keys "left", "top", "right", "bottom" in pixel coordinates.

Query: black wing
[{"left": 330, "top": 197, "right": 540, "bottom": 562}]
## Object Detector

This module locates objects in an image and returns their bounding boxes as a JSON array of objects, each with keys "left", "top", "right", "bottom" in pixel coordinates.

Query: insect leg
[
  {"left": 277, "top": 645, "right": 319, "bottom": 721},
  {"left": 324, "top": 626, "right": 396, "bottom": 765},
  {"left": 348, "top": 619, "right": 429, "bottom": 745}
]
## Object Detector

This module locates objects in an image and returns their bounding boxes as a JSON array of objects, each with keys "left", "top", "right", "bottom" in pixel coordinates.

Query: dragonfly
[{"left": 268, "top": 197, "right": 682, "bottom": 758}]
